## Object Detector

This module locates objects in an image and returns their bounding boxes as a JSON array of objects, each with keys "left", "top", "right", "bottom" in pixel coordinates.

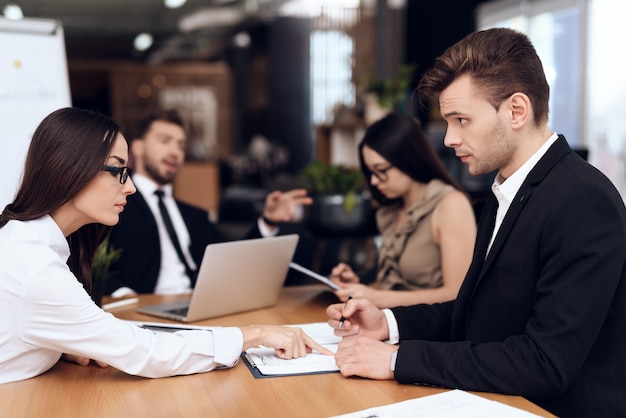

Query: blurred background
[{"left": 2, "top": 0, "right": 625, "bottom": 276}]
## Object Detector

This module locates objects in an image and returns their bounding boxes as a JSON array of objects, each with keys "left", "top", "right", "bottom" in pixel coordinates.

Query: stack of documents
[{"left": 242, "top": 322, "right": 340, "bottom": 377}]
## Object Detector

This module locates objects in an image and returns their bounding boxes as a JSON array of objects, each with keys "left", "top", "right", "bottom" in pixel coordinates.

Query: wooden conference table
[{"left": 0, "top": 285, "right": 555, "bottom": 418}]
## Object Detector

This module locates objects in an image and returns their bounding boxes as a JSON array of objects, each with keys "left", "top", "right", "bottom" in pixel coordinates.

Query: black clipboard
[{"left": 241, "top": 352, "right": 339, "bottom": 379}]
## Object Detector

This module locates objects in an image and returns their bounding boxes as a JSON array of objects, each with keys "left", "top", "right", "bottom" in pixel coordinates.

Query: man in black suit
[
  {"left": 326, "top": 28, "right": 626, "bottom": 417},
  {"left": 105, "top": 110, "right": 310, "bottom": 296}
]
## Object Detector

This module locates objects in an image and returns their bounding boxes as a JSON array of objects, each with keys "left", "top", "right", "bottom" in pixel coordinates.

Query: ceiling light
[
  {"left": 178, "top": 7, "right": 244, "bottom": 33},
  {"left": 164, "top": 0, "right": 187, "bottom": 8},
  {"left": 233, "top": 32, "right": 250, "bottom": 48},
  {"left": 134, "top": 32, "right": 154, "bottom": 51},
  {"left": 387, "top": 0, "right": 406, "bottom": 9},
  {"left": 3, "top": 3, "right": 24, "bottom": 20}
]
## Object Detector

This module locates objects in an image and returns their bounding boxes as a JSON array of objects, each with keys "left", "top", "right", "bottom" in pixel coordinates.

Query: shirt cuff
[
  {"left": 111, "top": 287, "right": 136, "bottom": 298},
  {"left": 211, "top": 327, "right": 244, "bottom": 368},
  {"left": 382, "top": 308, "right": 399, "bottom": 344},
  {"left": 390, "top": 350, "right": 398, "bottom": 371},
  {"left": 258, "top": 217, "right": 279, "bottom": 237}
]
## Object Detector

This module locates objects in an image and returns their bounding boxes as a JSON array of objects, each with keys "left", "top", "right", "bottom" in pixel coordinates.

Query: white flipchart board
[{"left": 0, "top": 17, "right": 71, "bottom": 208}]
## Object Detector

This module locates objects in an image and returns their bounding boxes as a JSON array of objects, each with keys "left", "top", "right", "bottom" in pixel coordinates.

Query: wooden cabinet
[
  {"left": 108, "top": 61, "right": 234, "bottom": 159},
  {"left": 173, "top": 162, "right": 220, "bottom": 217}
]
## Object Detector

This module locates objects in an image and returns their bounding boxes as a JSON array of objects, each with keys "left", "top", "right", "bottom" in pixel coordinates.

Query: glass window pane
[
  {"left": 528, "top": 5, "right": 581, "bottom": 146},
  {"left": 310, "top": 30, "right": 355, "bottom": 125},
  {"left": 586, "top": 0, "right": 626, "bottom": 198}
]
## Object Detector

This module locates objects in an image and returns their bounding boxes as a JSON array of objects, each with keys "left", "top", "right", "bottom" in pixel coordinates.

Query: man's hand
[
  {"left": 334, "top": 336, "right": 397, "bottom": 380},
  {"left": 262, "top": 189, "right": 312, "bottom": 225},
  {"left": 326, "top": 297, "right": 389, "bottom": 341}
]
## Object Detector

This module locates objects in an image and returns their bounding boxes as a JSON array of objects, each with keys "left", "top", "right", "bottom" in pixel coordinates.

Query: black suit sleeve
[{"left": 392, "top": 300, "right": 454, "bottom": 341}]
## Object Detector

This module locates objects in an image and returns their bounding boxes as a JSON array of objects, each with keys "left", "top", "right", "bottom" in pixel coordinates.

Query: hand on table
[
  {"left": 334, "top": 336, "right": 397, "bottom": 380},
  {"left": 62, "top": 353, "right": 108, "bottom": 368},
  {"left": 241, "top": 325, "right": 333, "bottom": 359}
]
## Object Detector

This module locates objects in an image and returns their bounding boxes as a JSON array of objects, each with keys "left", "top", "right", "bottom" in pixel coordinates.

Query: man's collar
[{"left": 132, "top": 173, "right": 172, "bottom": 198}]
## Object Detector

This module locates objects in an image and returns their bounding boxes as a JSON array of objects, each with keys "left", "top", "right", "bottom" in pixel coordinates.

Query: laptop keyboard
[{"left": 166, "top": 307, "right": 189, "bottom": 317}]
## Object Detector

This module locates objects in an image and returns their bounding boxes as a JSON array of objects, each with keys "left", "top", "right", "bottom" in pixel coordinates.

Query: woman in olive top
[{"left": 331, "top": 112, "right": 476, "bottom": 308}]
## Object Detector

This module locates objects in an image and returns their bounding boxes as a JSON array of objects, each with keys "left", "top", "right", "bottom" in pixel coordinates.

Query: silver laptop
[{"left": 136, "top": 234, "right": 299, "bottom": 322}]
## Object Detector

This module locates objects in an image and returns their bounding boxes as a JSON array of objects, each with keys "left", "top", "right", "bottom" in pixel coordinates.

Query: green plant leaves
[
  {"left": 299, "top": 161, "right": 363, "bottom": 195},
  {"left": 91, "top": 237, "right": 122, "bottom": 283}
]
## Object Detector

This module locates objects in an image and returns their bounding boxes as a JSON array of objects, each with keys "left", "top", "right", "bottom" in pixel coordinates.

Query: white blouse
[{"left": 0, "top": 215, "right": 243, "bottom": 384}]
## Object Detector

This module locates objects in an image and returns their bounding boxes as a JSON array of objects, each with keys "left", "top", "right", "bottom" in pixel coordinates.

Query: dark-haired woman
[
  {"left": 0, "top": 107, "right": 328, "bottom": 384},
  {"left": 330, "top": 112, "right": 476, "bottom": 308}
]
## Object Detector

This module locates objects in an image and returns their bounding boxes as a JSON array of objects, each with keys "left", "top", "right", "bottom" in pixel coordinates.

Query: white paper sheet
[
  {"left": 330, "top": 389, "right": 543, "bottom": 418},
  {"left": 244, "top": 322, "right": 340, "bottom": 375}
]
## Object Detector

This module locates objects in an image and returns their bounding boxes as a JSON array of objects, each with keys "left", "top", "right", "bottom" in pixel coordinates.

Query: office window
[
  {"left": 478, "top": 0, "right": 626, "bottom": 199},
  {"left": 310, "top": 29, "right": 355, "bottom": 125},
  {"left": 587, "top": 0, "right": 626, "bottom": 195},
  {"left": 280, "top": 0, "right": 360, "bottom": 126},
  {"left": 478, "top": 0, "right": 582, "bottom": 147}
]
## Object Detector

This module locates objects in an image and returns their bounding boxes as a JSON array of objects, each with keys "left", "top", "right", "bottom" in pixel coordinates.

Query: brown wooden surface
[
  {"left": 0, "top": 286, "right": 555, "bottom": 417},
  {"left": 173, "top": 161, "right": 220, "bottom": 216}
]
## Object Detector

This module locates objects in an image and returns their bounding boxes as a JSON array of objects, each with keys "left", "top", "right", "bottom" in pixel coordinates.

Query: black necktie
[{"left": 154, "top": 189, "right": 196, "bottom": 282}]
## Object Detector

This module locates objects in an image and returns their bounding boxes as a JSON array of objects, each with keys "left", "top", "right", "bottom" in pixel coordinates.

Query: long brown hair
[{"left": 0, "top": 107, "right": 121, "bottom": 291}]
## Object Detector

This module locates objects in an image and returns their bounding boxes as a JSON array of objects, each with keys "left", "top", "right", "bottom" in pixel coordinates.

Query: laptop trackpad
[{"left": 137, "top": 299, "right": 190, "bottom": 320}]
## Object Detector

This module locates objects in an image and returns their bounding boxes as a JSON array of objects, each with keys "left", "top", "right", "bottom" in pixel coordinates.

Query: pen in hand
[{"left": 338, "top": 295, "right": 353, "bottom": 328}]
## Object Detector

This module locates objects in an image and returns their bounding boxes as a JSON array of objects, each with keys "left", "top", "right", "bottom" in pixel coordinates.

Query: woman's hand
[
  {"left": 334, "top": 283, "right": 379, "bottom": 302},
  {"left": 330, "top": 263, "right": 360, "bottom": 285},
  {"left": 62, "top": 353, "right": 108, "bottom": 368},
  {"left": 240, "top": 325, "right": 333, "bottom": 359}
]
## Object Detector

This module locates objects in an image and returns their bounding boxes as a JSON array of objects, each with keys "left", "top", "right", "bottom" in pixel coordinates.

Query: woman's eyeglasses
[
  {"left": 103, "top": 165, "right": 132, "bottom": 184},
  {"left": 370, "top": 165, "right": 393, "bottom": 182}
]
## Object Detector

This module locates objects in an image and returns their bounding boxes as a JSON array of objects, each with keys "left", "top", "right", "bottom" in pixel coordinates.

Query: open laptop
[{"left": 136, "top": 234, "right": 299, "bottom": 322}]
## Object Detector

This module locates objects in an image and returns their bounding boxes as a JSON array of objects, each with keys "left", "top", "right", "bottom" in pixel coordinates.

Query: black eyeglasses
[
  {"left": 370, "top": 165, "right": 394, "bottom": 182},
  {"left": 103, "top": 165, "right": 132, "bottom": 184}
]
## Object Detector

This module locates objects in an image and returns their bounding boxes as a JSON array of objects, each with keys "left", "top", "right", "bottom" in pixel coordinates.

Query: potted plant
[
  {"left": 363, "top": 63, "right": 416, "bottom": 125},
  {"left": 299, "top": 161, "right": 376, "bottom": 237},
  {"left": 90, "top": 237, "right": 122, "bottom": 307}
]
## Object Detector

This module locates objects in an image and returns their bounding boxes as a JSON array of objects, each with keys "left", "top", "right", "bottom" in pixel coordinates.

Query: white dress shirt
[
  {"left": 132, "top": 174, "right": 196, "bottom": 295},
  {"left": 385, "top": 133, "right": 559, "bottom": 362},
  {"left": 486, "top": 132, "right": 559, "bottom": 254},
  {"left": 112, "top": 174, "right": 278, "bottom": 297},
  {"left": 0, "top": 215, "right": 243, "bottom": 384}
]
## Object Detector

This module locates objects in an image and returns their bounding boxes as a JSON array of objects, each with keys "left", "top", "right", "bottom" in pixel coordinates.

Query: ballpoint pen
[{"left": 338, "top": 295, "right": 353, "bottom": 328}]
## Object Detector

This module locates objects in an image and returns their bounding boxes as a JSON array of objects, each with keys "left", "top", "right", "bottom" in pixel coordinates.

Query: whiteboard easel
[{"left": 0, "top": 17, "right": 71, "bottom": 208}]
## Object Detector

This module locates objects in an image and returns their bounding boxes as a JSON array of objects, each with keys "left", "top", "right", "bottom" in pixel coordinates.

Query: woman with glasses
[
  {"left": 0, "top": 107, "right": 329, "bottom": 384},
  {"left": 330, "top": 112, "right": 477, "bottom": 308}
]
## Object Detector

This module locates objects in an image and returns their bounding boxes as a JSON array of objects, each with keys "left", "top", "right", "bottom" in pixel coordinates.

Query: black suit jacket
[
  {"left": 391, "top": 136, "right": 626, "bottom": 417},
  {"left": 105, "top": 191, "right": 262, "bottom": 295}
]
